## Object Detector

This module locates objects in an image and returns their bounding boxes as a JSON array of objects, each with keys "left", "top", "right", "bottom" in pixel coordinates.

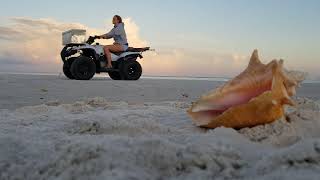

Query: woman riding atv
[{"left": 97, "top": 15, "right": 128, "bottom": 69}]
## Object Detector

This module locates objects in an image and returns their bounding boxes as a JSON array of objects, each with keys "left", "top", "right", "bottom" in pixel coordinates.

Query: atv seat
[{"left": 112, "top": 47, "right": 150, "bottom": 56}]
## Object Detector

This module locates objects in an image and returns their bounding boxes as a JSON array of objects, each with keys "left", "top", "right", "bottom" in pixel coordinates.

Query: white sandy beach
[{"left": 1, "top": 74, "right": 320, "bottom": 180}]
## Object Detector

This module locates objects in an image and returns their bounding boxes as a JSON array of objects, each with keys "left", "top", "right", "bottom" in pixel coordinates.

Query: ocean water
[
  {"left": 141, "top": 76, "right": 230, "bottom": 82},
  {"left": 142, "top": 76, "right": 320, "bottom": 83},
  {"left": 0, "top": 72, "right": 319, "bottom": 83}
]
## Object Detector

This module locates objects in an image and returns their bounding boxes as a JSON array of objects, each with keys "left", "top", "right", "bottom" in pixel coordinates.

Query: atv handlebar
[{"left": 86, "top": 36, "right": 100, "bottom": 44}]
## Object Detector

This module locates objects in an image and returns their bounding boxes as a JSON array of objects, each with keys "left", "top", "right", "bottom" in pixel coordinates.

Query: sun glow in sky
[{"left": 0, "top": 0, "right": 319, "bottom": 79}]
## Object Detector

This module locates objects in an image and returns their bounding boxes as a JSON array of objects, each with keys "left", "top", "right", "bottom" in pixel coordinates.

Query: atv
[{"left": 60, "top": 29, "right": 150, "bottom": 80}]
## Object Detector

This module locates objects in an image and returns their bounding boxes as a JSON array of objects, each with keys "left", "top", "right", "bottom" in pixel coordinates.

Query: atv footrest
[{"left": 99, "top": 67, "right": 120, "bottom": 73}]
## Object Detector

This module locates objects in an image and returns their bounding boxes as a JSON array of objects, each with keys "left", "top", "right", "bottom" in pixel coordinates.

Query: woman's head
[{"left": 112, "top": 15, "right": 122, "bottom": 25}]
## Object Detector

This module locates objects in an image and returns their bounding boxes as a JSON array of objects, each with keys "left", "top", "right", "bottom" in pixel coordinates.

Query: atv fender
[{"left": 121, "top": 53, "right": 143, "bottom": 61}]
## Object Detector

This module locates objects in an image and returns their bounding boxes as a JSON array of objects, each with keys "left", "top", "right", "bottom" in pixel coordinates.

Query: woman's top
[{"left": 104, "top": 23, "right": 128, "bottom": 45}]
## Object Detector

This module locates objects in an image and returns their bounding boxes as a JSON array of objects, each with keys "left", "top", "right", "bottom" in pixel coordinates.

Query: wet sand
[{"left": 0, "top": 74, "right": 319, "bottom": 110}]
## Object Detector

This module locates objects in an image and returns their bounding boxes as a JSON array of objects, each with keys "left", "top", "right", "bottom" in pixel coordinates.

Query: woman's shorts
[{"left": 122, "top": 44, "right": 129, "bottom": 51}]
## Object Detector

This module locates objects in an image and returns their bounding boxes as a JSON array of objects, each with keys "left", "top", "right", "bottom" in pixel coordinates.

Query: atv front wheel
[
  {"left": 62, "top": 58, "right": 76, "bottom": 79},
  {"left": 70, "top": 56, "right": 96, "bottom": 80},
  {"left": 121, "top": 61, "right": 142, "bottom": 80}
]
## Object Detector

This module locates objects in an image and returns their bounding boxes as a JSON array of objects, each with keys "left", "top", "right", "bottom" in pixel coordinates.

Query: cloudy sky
[{"left": 0, "top": 0, "right": 319, "bottom": 79}]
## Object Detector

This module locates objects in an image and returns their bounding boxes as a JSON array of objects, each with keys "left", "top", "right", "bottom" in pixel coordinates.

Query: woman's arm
[
  {"left": 99, "top": 28, "right": 115, "bottom": 39},
  {"left": 99, "top": 25, "right": 123, "bottom": 39}
]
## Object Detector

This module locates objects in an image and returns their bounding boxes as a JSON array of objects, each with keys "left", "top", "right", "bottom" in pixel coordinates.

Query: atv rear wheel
[
  {"left": 63, "top": 58, "right": 76, "bottom": 79},
  {"left": 121, "top": 61, "right": 142, "bottom": 80},
  {"left": 70, "top": 56, "right": 96, "bottom": 80},
  {"left": 108, "top": 71, "right": 122, "bottom": 80}
]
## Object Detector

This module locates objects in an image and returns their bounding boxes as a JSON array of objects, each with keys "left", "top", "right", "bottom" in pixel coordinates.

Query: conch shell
[{"left": 188, "top": 50, "right": 305, "bottom": 129}]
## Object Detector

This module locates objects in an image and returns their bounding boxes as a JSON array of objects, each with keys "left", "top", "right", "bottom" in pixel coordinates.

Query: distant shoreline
[{"left": 0, "top": 71, "right": 319, "bottom": 83}]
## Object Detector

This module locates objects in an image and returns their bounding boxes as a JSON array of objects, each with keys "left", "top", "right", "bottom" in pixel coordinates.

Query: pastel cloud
[
  {"left": 0, "top": 17, "right": 85, "bottom": 72},
  {"left": 141, "top": 49, "right": 249, "bottom": 77}
]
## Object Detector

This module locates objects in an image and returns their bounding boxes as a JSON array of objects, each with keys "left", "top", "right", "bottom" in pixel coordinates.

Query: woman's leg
[{"left": 104, "top": 44, "right": 124, "bottom": 68}]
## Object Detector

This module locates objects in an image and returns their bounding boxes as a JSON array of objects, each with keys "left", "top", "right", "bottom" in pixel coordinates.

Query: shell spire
[{"left": 248, "top": 49, "right": 262, "bottom": 68}]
